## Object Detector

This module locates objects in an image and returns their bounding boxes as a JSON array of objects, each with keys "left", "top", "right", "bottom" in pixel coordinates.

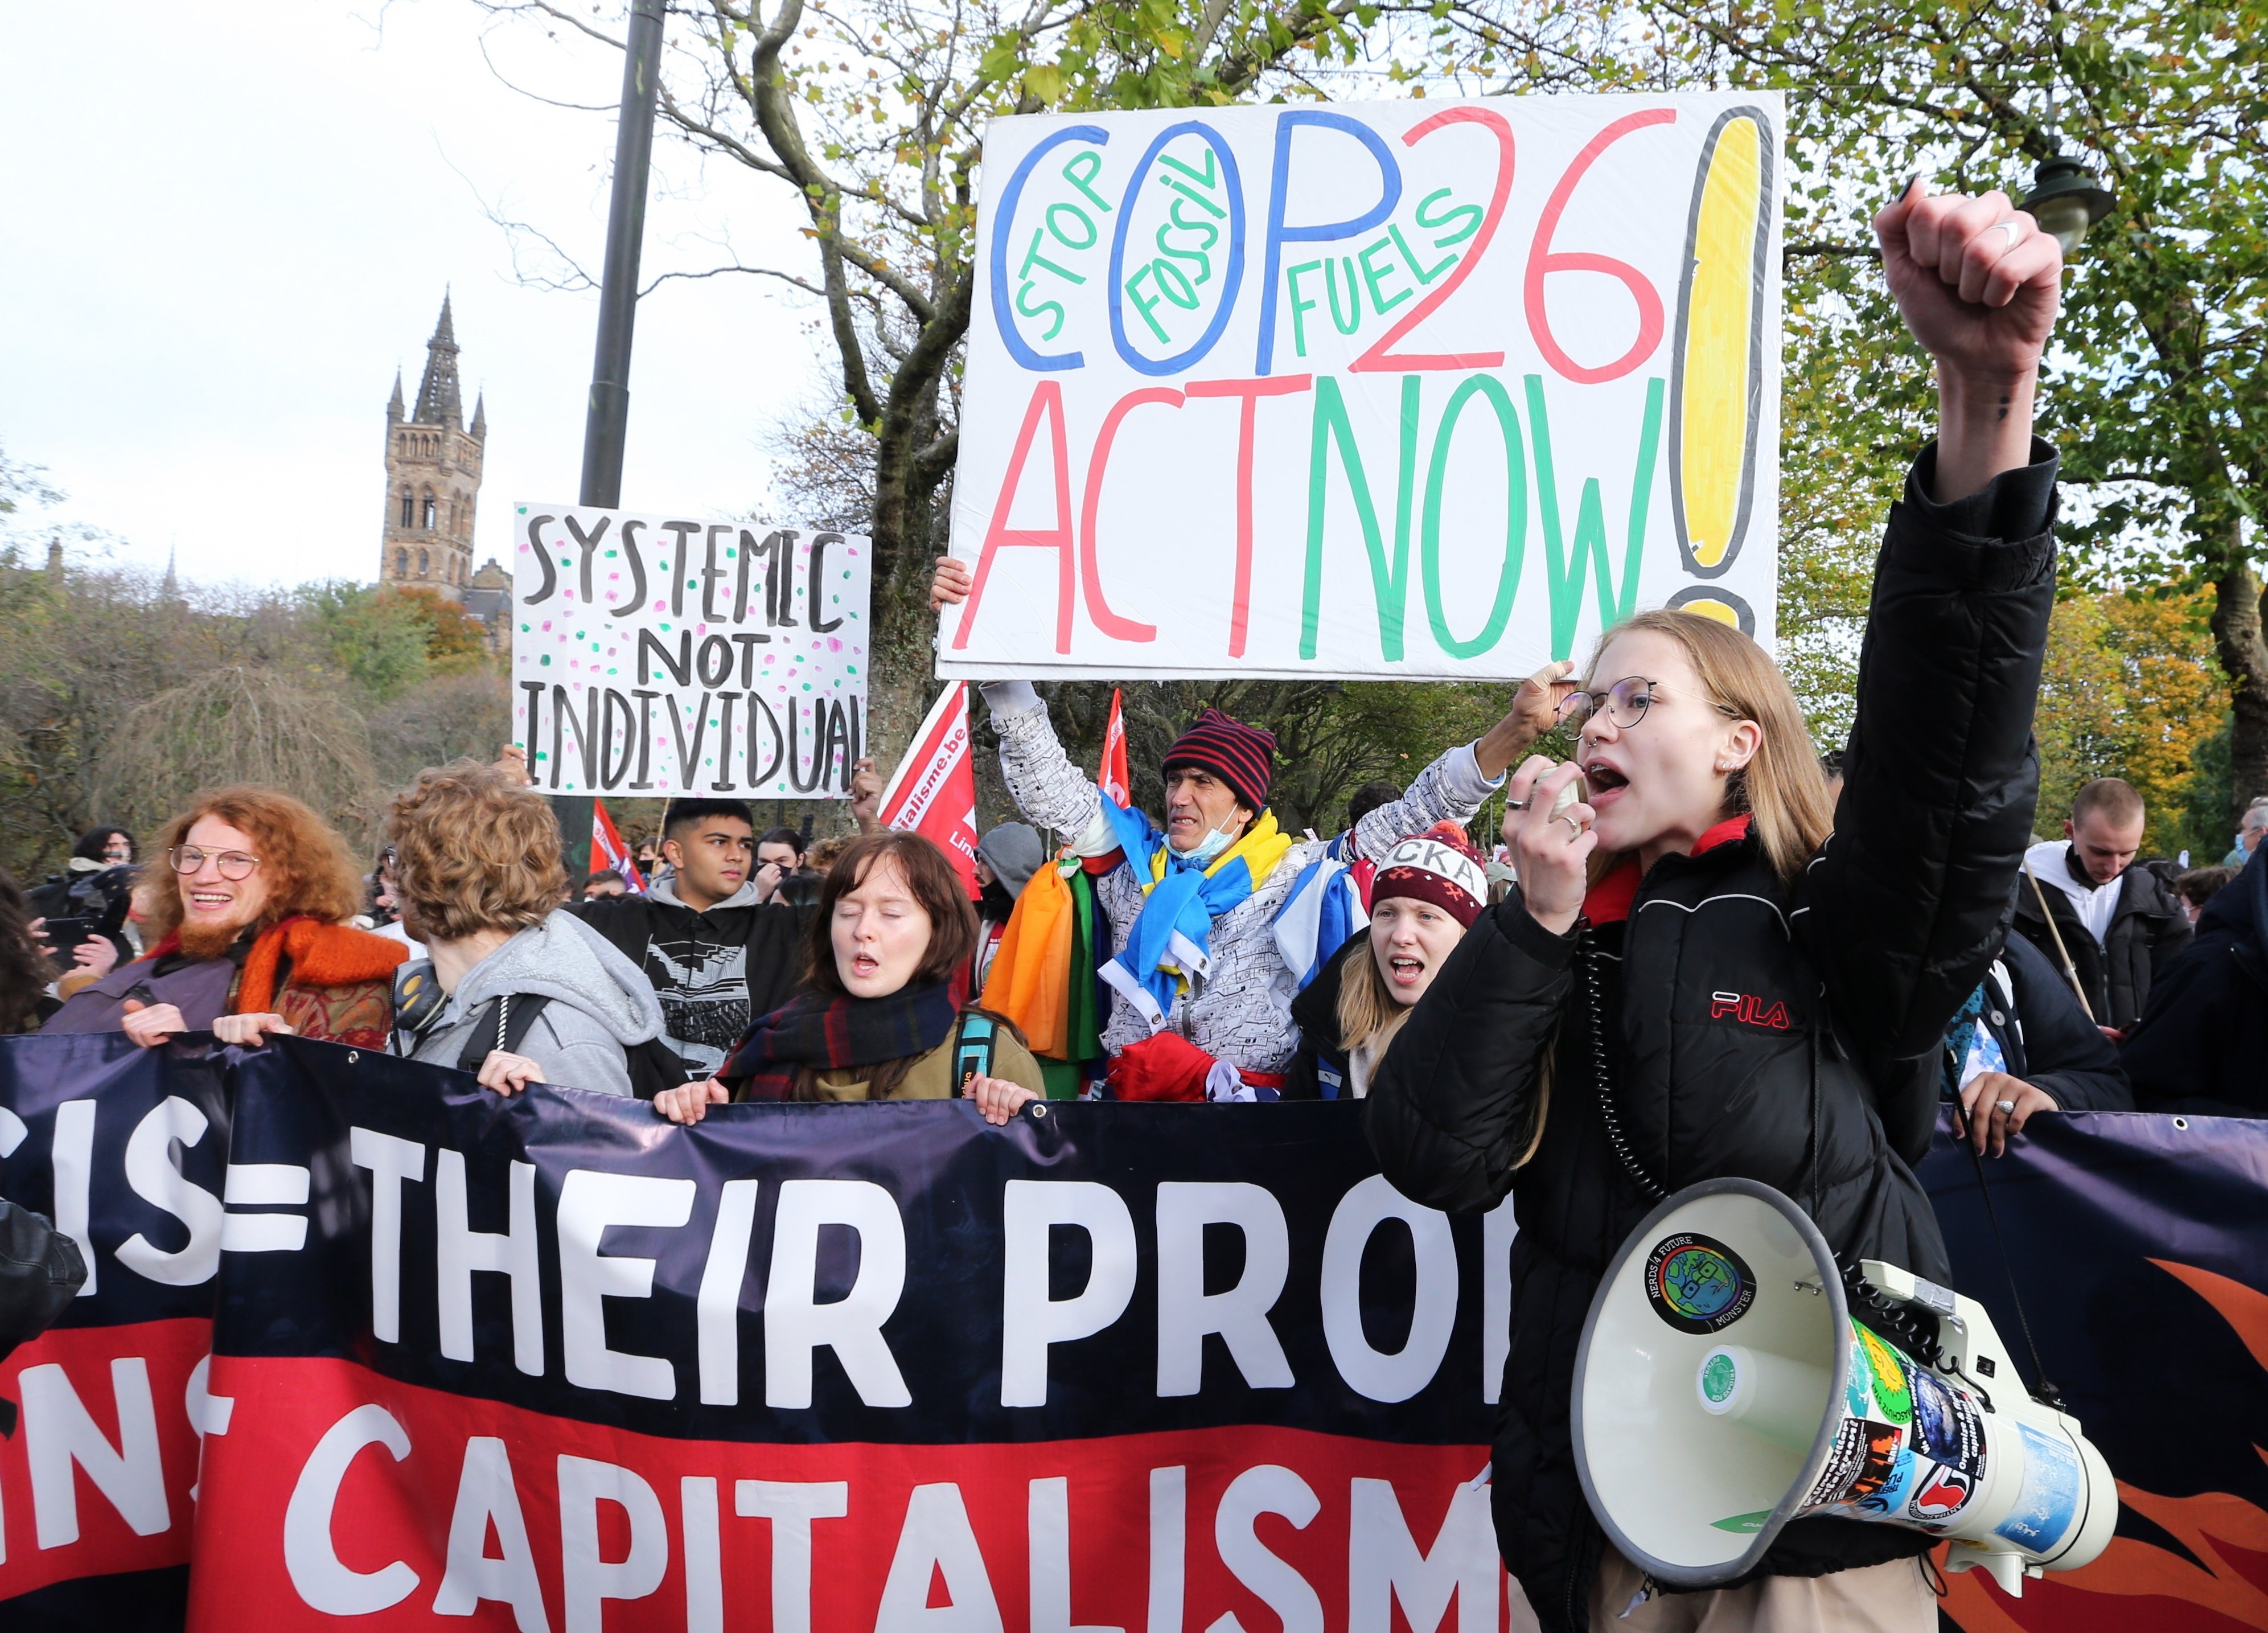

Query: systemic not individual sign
[
  {"left": 940, "top": 92, "right": 1782, "bottom": 680},
  {"left": 511, "top": 504, "right": 873, "bottom": 796}
]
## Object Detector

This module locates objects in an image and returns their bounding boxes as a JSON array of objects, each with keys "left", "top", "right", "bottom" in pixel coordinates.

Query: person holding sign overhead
[
  {"left": 926, "top": 563, "right": 1577, "bottom": 1098},
  {"left": 1363, "top": 182, "right": 2068, "bottom": 1631}
]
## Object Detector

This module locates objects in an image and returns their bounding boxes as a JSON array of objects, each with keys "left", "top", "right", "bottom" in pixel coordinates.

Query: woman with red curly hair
[{"left": 43, "top": 787, "right": 405, "bottom": 1049}]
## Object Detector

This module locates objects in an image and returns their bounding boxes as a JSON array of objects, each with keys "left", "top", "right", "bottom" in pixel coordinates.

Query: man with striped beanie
[{"left": 927, "top": 557, "right": 1579, "bottom": 1102}]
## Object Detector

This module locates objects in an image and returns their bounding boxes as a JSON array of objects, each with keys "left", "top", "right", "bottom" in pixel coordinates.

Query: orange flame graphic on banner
[{"left": 1942, "top": 1259, "right": 2268, "bottom": 1631}]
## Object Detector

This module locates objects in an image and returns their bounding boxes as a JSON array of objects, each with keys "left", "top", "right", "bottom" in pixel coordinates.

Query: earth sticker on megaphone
[{"left": 1644, "top": 1231, "right": 1757, "bottom": 1335}]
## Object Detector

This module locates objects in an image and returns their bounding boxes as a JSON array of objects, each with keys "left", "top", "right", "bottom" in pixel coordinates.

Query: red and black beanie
[
  {"left": 1161, "top": 708, "right": 1276, "bottom": 811},
  {"left": 1370, "top": 822, "right": 1489, "bottom": 929}
]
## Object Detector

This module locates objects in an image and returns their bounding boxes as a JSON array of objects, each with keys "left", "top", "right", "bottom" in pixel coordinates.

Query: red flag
[
  {"left": 590, "top": 799, "right": 647, "bottom": 894},
  {"left": 877, "top": 682, "right": 980, "bottom": 896},
  {"left": 1099, "top": 687, "right": 1130, "bottom": 809}
]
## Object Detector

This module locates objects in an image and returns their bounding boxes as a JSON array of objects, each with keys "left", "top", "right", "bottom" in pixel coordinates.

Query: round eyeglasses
[
  {"left": 168, "top": 845, "right": 261, "bottom": 881},
  {"left": 1555, "top": 675, "right": 1661, "bottom": 732}
]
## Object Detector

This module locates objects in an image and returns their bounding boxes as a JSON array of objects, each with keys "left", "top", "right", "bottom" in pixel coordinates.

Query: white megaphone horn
[{"left": 1572, "top": 1177, "right": 2115, "bottom": 1597}]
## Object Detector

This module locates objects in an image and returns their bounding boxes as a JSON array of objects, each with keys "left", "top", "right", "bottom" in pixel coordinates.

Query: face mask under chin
[{"left": 1172, "top": 819, "right": 1238, "bottom": 867}]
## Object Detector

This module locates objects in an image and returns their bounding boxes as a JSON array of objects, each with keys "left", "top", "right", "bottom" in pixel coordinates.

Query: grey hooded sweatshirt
[{"left": 398, "top": 910, "right": 664, "bottom": 1097}]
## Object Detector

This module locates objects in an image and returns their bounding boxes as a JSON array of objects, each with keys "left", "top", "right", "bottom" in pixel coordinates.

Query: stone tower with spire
[{"left": 380, "top": 292, "right": 487, "bottom": 598}]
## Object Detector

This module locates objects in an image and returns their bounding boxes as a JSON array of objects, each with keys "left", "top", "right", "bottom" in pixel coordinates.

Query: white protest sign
[
  {"left": 940, "top": 92, "right": 1782, "bottom": 681},
  {"left": 510, "top": 504, "right": 872, "bottom": 796}
]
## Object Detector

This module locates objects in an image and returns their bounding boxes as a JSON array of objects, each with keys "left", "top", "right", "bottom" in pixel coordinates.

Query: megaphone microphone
[{"left": 1572, "top": 1177, "right": 2114, "bottom": 1597}]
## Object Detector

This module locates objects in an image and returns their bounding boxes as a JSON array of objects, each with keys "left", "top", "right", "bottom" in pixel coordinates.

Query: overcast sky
[{"left": 1, "top": 2, "right": 823, "bottom": 592}]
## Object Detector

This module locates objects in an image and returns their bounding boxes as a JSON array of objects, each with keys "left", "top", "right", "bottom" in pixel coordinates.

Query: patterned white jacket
[{"left": 982, "top": 684, "right": 1504, "bottom": 1073}]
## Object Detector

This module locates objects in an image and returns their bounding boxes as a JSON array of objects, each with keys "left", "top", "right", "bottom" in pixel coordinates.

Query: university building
[{"left": 381, "top": 294, "right": 512, "bottom": 649}]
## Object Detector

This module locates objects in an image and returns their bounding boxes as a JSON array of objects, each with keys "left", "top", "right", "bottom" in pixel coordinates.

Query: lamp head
[{"left": 2022, "top": 153, "right": 2116, "bottom": 256}]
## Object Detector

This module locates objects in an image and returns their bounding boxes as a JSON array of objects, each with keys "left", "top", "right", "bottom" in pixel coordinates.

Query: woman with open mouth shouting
[
  {"left": 654, "top": 830, "right": 1049, "bottom": 1122},
  {"left": 1365, "top": 179, "right": 2067, "bottom": 1633},
  {"left": 1284, "top": 822, "right": 1492, "bottom": 1100}
]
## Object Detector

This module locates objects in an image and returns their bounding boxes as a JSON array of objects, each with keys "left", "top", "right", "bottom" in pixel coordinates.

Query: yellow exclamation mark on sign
[{"left": 1670, "top": 107, "right": 1774, "bottom": 579}]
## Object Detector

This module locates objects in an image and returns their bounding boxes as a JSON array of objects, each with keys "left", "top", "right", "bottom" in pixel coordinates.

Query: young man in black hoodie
[
  {"left": 574, "top": 798, "right": 809, "bottom": 1079},
  {"left": 2012, "top": 777, "right": 2191, "bottom": 1036}
]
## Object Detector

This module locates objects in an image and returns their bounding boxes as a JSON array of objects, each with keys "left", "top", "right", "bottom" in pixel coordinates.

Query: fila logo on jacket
[{"left": 1710, "top": 990, "right": 1791, "bottom": 1031}]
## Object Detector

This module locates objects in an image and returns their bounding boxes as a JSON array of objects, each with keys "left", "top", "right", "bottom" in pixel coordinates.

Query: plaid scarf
[{"left": 720, "top": 980, "right": 960, "bottom": 1101}]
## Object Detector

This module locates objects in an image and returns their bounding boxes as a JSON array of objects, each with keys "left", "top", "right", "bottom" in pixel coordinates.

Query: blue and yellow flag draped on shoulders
[{"left": 1095, "top": 793, "right": 1293, "bottom": 1031}]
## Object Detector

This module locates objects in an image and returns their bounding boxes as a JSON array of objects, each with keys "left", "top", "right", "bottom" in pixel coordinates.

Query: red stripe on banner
[
  {"left": 190, "top": 1353, "right": 1502, "bottom": 1631},
  {"left": 0, "top": 1316, "right": 212, "bottom": 1602}
]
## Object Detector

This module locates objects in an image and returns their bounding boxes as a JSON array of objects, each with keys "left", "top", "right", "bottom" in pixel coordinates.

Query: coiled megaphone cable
[
  {"left": 1835, "top": 1258, "right": 1943, "bottom": 1368},
  {"left": 1576, "top": 924, "right": 1666, "bottom": 1203},
  {"left": 1953, "top": 1113, "right": 2066, "bottom": 1412}
]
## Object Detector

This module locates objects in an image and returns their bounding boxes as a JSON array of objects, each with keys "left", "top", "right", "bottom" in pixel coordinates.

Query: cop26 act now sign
[
  {"left": 938, "top": 93, "right": 1783, "bottom": 680},
  {"left": 511, "top": 505, "right": 872, "bottom": 797}
]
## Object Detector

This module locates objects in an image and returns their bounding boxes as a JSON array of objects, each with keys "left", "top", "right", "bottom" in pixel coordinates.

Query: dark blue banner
[
  {"left": 7, "top": 1035, "right": 2268, "bottom": 1632},
  {"left": 1922, "top": 1111, "right": 2268, "bottom": 1631}
]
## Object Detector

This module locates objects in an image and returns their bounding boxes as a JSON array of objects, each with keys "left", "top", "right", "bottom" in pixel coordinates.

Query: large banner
[
  {"left": 45, "top": 1037, "right": 1507, "bottom": 1629},
  {"left": 511, "top": 504, "right": 872, "bottom": 797},
  {"left": 1922, "top": 1113, "right": 2268, "bottom": 1631},
  {"left": 8, "top": 1033, "right": 2268, "bottom": 1631},
  {"left": 941, "top": 93, "right": 1782, "bottom": 680}
]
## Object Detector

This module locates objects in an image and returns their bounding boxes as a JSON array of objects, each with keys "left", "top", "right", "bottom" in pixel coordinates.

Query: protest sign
[
  {"left": 940, "top": 92, "right": 1782, "bottom": 680},
  {"left": 511, "top": 504, "right": 872, "bottom": 797}
]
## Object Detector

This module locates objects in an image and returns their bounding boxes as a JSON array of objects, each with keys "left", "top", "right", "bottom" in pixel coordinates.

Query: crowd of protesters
[
  {"left": 3, "top": 177, "right": 2268, "bottom": 1633},
  {"left": 0, "top": 681, "right": 2259, "bottom": 1122}
]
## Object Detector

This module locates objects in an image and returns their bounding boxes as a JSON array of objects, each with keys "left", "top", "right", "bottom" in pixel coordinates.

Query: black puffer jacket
[
  {"left": 2121, "top": 851, "right": 2267, "bottom": 1116},
  {"left": 2010, "top": 850, "right": 2191, "bottom": 1034},
  {"left": 1365, "top": 444, "right": 2058, "bottom": 1632}
]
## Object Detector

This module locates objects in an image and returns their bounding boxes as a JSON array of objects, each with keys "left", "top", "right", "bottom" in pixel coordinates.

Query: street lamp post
[{"left": 553, "top": 0, "right": 667, "bottom": 871}]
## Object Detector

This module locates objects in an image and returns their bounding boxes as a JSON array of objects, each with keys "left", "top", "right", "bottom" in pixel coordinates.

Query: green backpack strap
[{"left": 951, "top": 1012, "right": 998, "bottom": 1096}]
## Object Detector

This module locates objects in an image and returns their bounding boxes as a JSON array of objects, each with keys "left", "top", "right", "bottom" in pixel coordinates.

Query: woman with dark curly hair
[{"left": 42, "top": 787, "right": 405, "bottom": 1049}]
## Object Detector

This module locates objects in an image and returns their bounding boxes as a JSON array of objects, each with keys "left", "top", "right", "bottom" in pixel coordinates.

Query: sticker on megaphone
[{"left": 1573, "top": 1177, "right": 2115, "bottom": 1597}]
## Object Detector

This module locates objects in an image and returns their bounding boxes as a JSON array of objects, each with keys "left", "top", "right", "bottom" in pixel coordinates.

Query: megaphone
[{"left": 1572, "top": 1177, "right": 2115, "bottom": 1597}]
